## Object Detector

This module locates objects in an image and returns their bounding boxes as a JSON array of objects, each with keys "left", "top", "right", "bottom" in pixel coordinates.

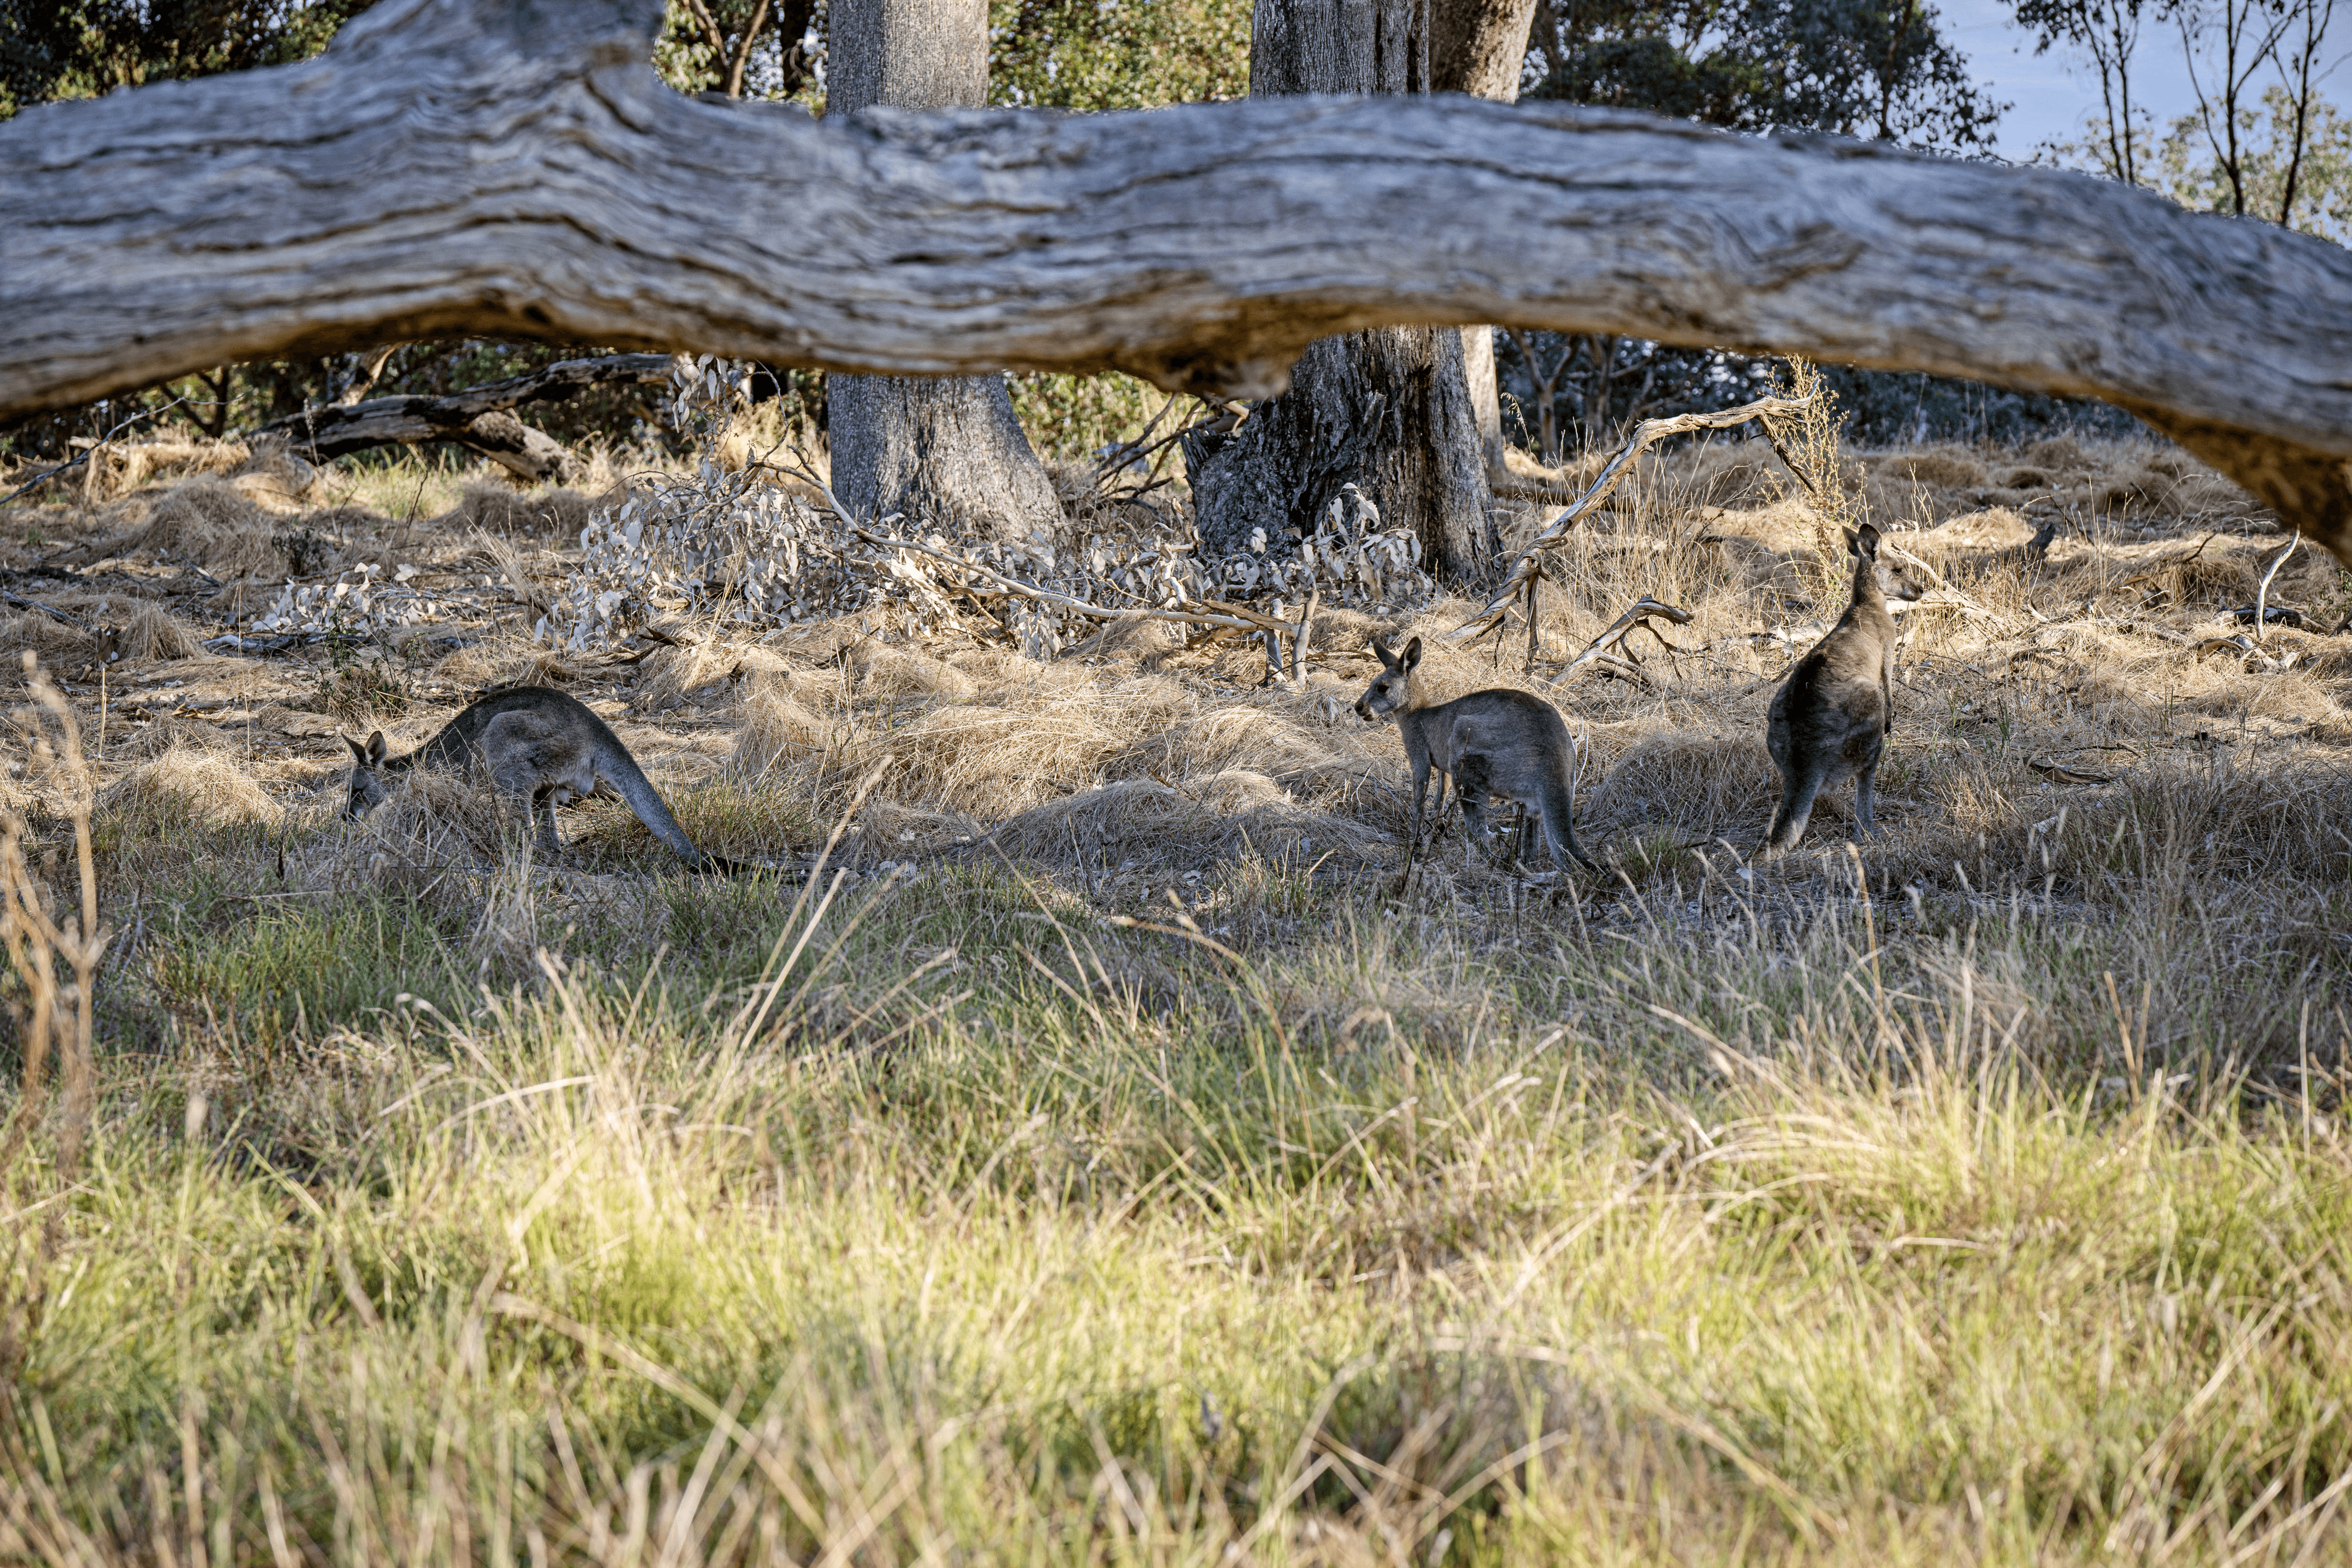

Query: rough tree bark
[
  {"left": 4, "top": 0, "right": 2351, "bottom": 559},
  {"left": 825, "top": 0, "right": 1064, "bottom": 540},
  {"left": 1187, "top": 0, "right": 1496, "bottom": 577}
]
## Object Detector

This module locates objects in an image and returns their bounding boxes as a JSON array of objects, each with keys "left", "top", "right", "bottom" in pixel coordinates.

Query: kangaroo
[
  {"left": 1355, "top": 636, "right": 1595, "bottom": 872},
  {"left": 1760, "top": 523, "right": 1927, "bottom": 857},
  {"left": 342, "top": 687, "right": 740, "bottom": 872}
]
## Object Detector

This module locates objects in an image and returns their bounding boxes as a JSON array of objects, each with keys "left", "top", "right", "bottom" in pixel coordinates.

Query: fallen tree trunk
[
  {"left": 3, "top": 0, "right": 2350, "bottom": 553},
  {"left": 253, "top": 352, "right": 671, "bottom": 480}
]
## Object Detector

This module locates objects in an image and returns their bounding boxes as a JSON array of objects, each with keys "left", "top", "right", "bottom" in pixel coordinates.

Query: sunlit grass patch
[{"left": 148, "top": 891, "right": 471, "bottom": 1038}]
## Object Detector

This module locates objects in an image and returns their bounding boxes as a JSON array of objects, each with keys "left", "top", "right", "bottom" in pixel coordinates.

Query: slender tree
[
  {"left": 2269, "top": 0, "right": 2334, "bottom": 223},
  {"left": 825, "top": 0, "right": 1065, "bottom": 540},
  {"left": 2176, "top": 0, "right": 2296, "bottom": 212}
]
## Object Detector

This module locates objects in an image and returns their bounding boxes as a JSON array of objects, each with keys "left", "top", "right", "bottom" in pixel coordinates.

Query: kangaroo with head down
[
  {"left": 1760, "top": 523, "right": 1927, "bottom": 857},
  {"left": 1355, "top": 636, "right": 1595, "bottom": 872},
  {"left": 343, "top": 686, "right": 741, "bottom": 872}
]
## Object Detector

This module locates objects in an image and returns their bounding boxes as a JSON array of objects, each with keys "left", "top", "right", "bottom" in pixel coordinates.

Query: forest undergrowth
[{"left": 1, "top": 419, "right": 2350, "bottom": 1564}]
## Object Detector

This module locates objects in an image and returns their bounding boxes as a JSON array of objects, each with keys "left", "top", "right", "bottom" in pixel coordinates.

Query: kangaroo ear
[
  {"left": 342, "top": 734, "right": 369, "bottom": 765},
  {"left": 1401, "top": 636, "right": 1423, "bottom": 671},
  {"left": 1370, "top": 637, "right": 1397, "bottom": 670},
  {"left": 1854, "top": 523, "right": 1882, "bottom": 558},
  {"left": 364, "top": 731, "right": 388, "bottom": 767}
]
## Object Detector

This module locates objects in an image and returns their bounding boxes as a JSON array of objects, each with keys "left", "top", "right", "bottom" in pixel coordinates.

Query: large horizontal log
[
  {"left": 2, "top": 0, "right": 2349, "bottom": 552},
  {"left": 254, "top": 352, "right": 671, "bottom": 479}
]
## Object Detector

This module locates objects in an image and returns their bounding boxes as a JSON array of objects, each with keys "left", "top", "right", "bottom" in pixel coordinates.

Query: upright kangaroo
[
  {"left": 1355, "top": 636, "right": 1595, "bottom": 871},
  {"left": 1760, "top": 524, "right": 1927, "bottom": 856},
  {"left": 343, "top": 687, "right": 739, "bottom": 872}
]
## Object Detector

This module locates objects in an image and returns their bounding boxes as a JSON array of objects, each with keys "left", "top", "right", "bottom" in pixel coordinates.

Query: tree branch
[
  {"left": 254, "top": 352, "right": 671, "bottom": 479},
  {"left": 4, "top": 0, "right": 2351, "bottom": 551}
]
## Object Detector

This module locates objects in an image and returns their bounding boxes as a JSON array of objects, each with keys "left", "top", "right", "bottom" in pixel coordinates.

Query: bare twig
[
  {"left": 0, "top": 591, "right": 92, "bottom": 633},
  {"left": 1450, "top": 391, "right": 1817, "bottom": 645},
  {"left": 1549, "top": 596, "right": 1694, "bottom": 688},
  {"left": 2254, "top": 530, "right": 2301, "bottom": 643},
  {"left": 0, "top": 396, "right": 192, "bottom": 507},
  {"left": 1091, "top": 392, "right": 1182, "bottom": 480}
]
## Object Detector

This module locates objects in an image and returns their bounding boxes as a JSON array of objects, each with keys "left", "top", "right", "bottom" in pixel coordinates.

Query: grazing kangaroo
[
  {"left": 342, "top": 687, "right": 740, "bottom": 872},
  {"left": 1355, "top": 636, "right": 1595, "bottom": 872},
  {"left": 1760, "top": 524, "right": 1927, "bottom": 856}
]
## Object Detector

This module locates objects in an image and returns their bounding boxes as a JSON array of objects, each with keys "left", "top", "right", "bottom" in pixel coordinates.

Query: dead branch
[
  {"left": 1451, "top": 393, "right": 1813, "bottom": 646},
  {"left": 5, "top": 0, "right": 2351, "bottom": 551},
  {"left": 251, "top": 353, "right": 671, "bottom": 482},
  {"left": 1549, "top": 596, "right": 1693, "bottom": 687},
  {"left": 2254, "top": 530, "right": 2301, "bottom": 642},
  {"left": 0, "top": 591, "right": 92, "bottom": 632}
]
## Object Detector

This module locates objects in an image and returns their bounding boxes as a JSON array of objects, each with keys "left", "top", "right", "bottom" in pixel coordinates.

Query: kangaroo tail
[
  {"left": 1761, "top": 764, "right": 1825, "bottom": 857},
  {"left": 594, "top": 743, "right": 739, "bottom": 874},
  {"left": 1544, "top": 731, "right": 1598, "bottom": 872}
]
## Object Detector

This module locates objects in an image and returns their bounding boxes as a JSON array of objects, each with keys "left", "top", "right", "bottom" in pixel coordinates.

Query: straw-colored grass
[
  {"left": 99, "top": 740, "right": 284, "bottom": 830},
  {"left": 1, "top": 427, "right": 2348, "bottom": 1565}
]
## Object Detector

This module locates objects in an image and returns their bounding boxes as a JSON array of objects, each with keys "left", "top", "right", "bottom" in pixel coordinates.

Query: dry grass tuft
[
  {"left": 113, "top": 600, "right": 203, "bottom": 662},
  {"left": 435, "top": 480, "right": 603, "bottom": 538},
  {"left": 101, "top": 743, "right": 283, "bottom": 830},
  {"left": 82, "top": 437, "right": 250, "bottom": 501},
  {"left": 122, "top": 477, "right": 290, "bottom": 579},
  {"left": 727, "top": 678, "right": 829, "bottom": 779},
  {"left": 2021, "top": 434, "right": 2094, "bottom": 473},
  {"left": 226, "top": 440, "right": 325, "bottom": 510},
  {"left": 1588, "top": 730, "right": 1779, "bottom": 839},
  {"left": 516, "top": 650, "right": 580, "bottom": 688},
  {"left": 320, "top": 660, "right": 411, "bottom": 726},
  {"left": 636, "top": 641, "right": 739, "bottom": 711},
  {"left": 299, "top": 763, "right": 518, "bottom": 896},
  {"left": 1069, "top": 611, "right": 1185, "bottom": 667},
  {"left": 846, "top": 644, "right": 978, "bottom": 700},
  {"left": 1876, "top": 446, "right": 1988, "bottom": 492},
  {"left": 987, "top": 768, "right": 1378, "bottom": 865},
  {"left": 0, "top": 610, "right": 96, "bottom": 668}
]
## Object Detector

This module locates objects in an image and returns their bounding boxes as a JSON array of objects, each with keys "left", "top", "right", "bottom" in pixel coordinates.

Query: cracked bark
[{"left": 2, "top": 0, "right": 2348, "bottom": 556}]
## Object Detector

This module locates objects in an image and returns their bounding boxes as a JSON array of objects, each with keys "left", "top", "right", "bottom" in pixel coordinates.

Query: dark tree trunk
[
  {"left": 1190, "top": 0, "right": 1526, "bottom": 578},
  {"left": 825, "top": 0, "right": 1063, "bottom": 540}
]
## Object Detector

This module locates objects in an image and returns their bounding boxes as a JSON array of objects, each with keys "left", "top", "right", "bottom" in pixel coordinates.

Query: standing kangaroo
[
  {"left": 1355, "top": 636, "right": 1595, "bottom": 871},
  {"left": 1760, "top": 524, "right": 1927, "bottom": 856},
  {"left": 342, "top": 687, "right": 740, "bottom": 872}
]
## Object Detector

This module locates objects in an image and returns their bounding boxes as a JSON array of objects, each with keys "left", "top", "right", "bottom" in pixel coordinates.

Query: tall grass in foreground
[{"left": 4, "top": 848, "right": 2352, "bottom": 1566}]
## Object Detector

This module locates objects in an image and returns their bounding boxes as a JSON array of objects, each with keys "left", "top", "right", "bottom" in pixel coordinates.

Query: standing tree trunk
[
  {"left": 825, "top": 0, "right": 1064, "bottom": 541},
  {"left": 1433, "top": 0, "right": 1539, "bottom": 484},
  {"left": 1189, "top": 0, "right": 1536, "bottom": 577}
]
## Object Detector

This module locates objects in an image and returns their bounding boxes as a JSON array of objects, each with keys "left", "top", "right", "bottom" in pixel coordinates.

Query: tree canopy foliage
[
  {"left": 989, "top": 0, "right": 1250, "bottom": 109},
  {"left": 0, "top": 0, "right": 375, "bottom": 118},
  {"left": 1528, "top": 0, "right": 2001, "bottom": 151}
]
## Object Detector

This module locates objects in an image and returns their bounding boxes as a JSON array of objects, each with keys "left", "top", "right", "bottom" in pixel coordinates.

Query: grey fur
[
  {"left": 1760, "top": 524, "right": 1927, "bottom": 856},
  {"left": 342, "top": 686, "right": 739, "bottom": 872},
  {"left": 1354, "top": 636, "right": 1595, "bottom": 871}
]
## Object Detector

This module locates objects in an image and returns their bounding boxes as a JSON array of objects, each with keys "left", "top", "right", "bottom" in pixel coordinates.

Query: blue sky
[{"left": 1936, "top": 0, "right": 2352, "bottom": 160}]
